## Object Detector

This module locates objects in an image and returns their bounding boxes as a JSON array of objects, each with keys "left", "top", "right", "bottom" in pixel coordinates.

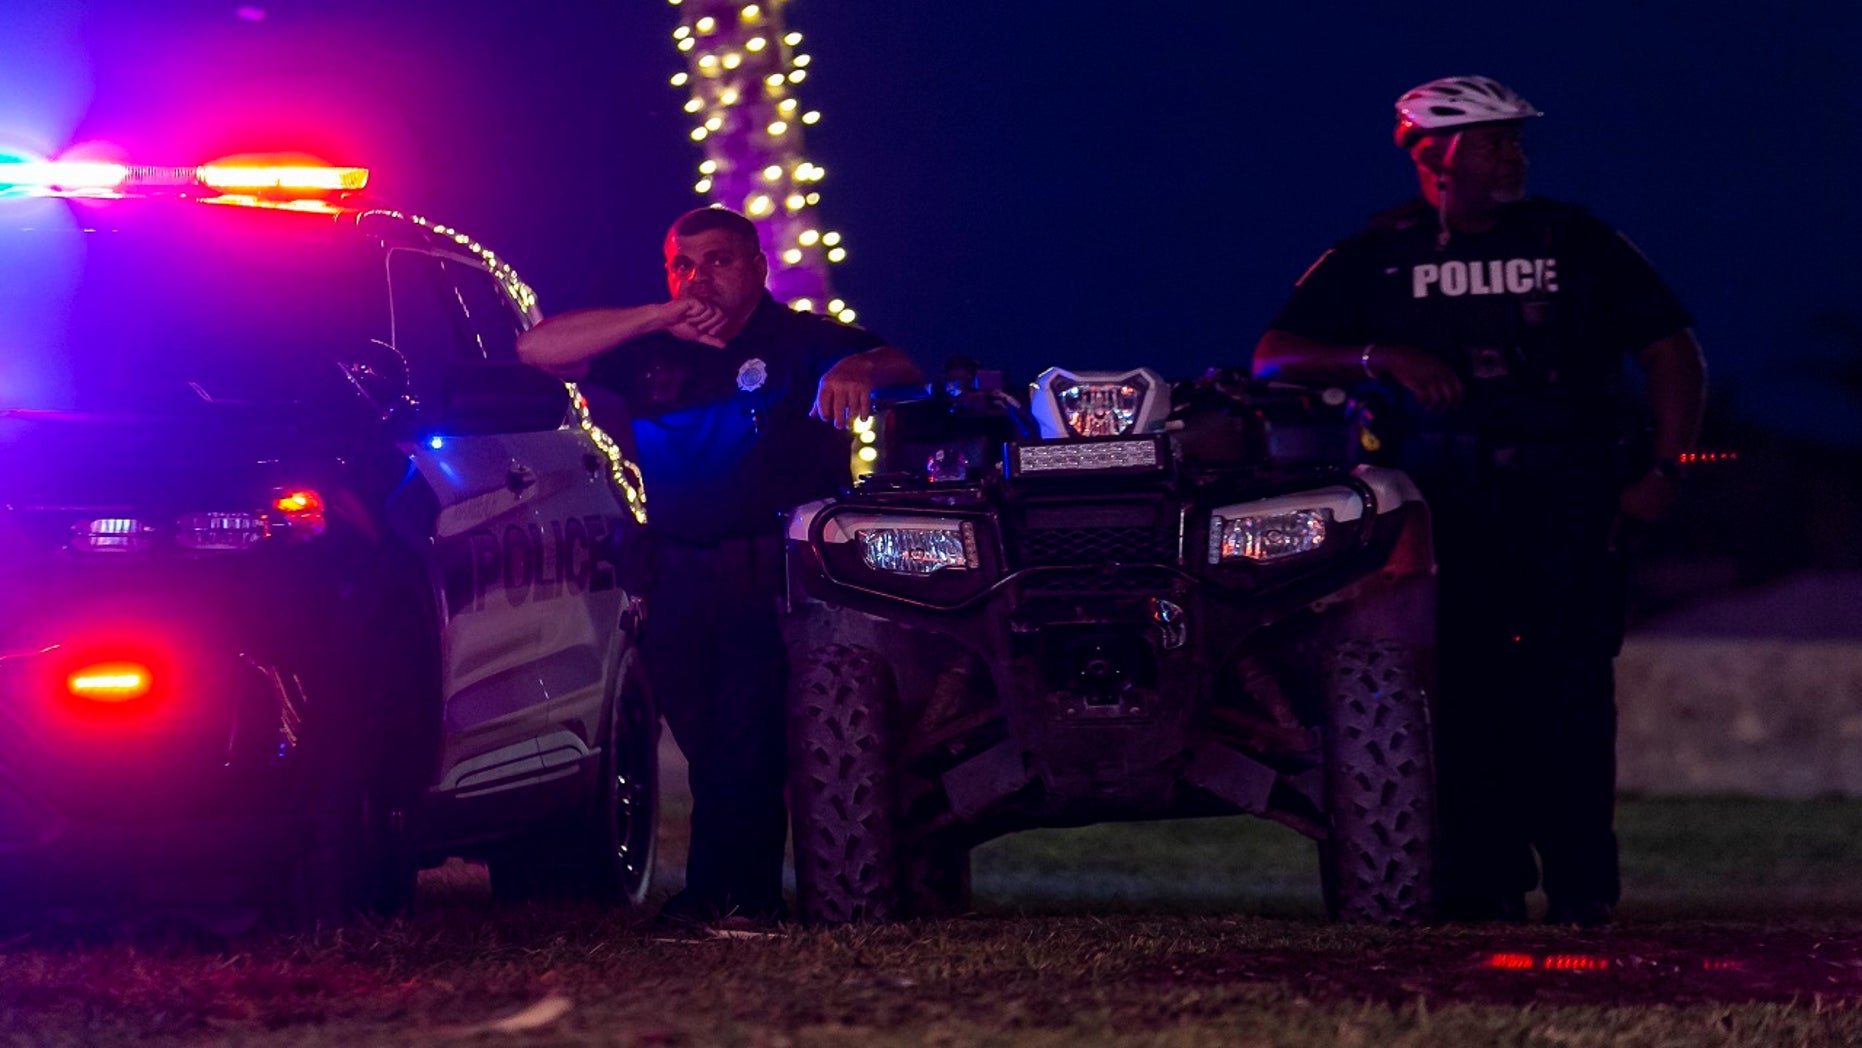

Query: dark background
[{"left": 5, "top": 0, "right": 1860, "bottom": 593}]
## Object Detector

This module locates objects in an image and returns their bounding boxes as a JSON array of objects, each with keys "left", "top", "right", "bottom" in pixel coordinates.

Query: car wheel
[
  {"left": 266, "top": 733, "right": 416, "bottom": 933},
  {"left": 788, "top": 643, "right": 903, "bottom": 924},
  {"left": 1318, "top": 639, "right": 1438, "bottom": 924},
  {"left": 490, "top": 653, "right": 658, "bottom": 905}
]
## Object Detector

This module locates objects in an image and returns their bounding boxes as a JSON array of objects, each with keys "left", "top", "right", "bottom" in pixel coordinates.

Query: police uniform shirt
[
  {"left": 585, "top": 293, "right": 883, "bottom": 544},
  {"left": 1270, "top": 197, "right": 1692, "bottom": 454}
]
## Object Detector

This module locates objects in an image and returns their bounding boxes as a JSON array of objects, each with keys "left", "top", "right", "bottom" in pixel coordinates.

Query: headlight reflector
[
  {"left": 1213, "top": 509, "right": 1330, "bottom": 562},
  {"left": 1030, "top": 366, "right": 1169, "bottom": 439},
  {"left": 1207, "top": 486, "right": 1364, "bottom": 564},
  {"left": 822, "top": 511, "right": 980, "bottom": 576},
  {"left": 1056, "top": 379, "right": 1147, "bottom": 437},
  {"left": 858, "top": 525, "right": 976, "bottom": 575}
]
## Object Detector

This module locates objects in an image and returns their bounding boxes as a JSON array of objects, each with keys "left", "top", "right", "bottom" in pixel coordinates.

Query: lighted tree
[{"left": 666, "top": 0, "right": 853, "bottom": 323}]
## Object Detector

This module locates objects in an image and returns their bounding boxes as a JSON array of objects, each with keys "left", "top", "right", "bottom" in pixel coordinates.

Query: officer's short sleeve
[
  {"left": 803, "top": 313, "right": 886, "bottom": 380},
  {"left": 1266, "top": 235, "right": 1381, "bottom": 344},
  {"left": 1585, "top": 218, "right": 1693, "bottom": 354},
  {"left": 582, "top": 343, "right": 628, "bottom": 393}
]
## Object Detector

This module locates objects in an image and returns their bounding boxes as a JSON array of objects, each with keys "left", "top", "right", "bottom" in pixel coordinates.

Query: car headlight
[
  {"left": 1207, "top": 486, "right": 1364, "bottom": 564},
  {"left": 822, "top": 511, "right": 979, "bottom": 576},
  {"left": 1030, "top": 366, "right": 1169, "bottom": 439}
]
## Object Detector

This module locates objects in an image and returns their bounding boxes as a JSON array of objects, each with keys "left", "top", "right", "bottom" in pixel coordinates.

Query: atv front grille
[
  {"left": 1018, "top": 565, "right": 1184, "bottom": 597},
  {"left": 1015, "top": 524, "right": 1178, "bottom": 567}
]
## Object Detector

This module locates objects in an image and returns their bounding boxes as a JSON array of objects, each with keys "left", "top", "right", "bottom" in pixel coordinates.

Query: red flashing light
[
  {"left": 1678, "top": 451, "right": 1739, "bottom": 465},
  {"left": 67, "top": 661, "right": 154, "bottom": 703},
  {"left": 1543, "top": 954, "right": 1610, "bottom": 971},
  {"left": 199, "top": 195, "right": 347, "bottom": 215},
  {"left": 197, "top": 164, "right": 368, "bottom": 192},
  {"left": 1486, "top": 952, "right": 1535, "bottom": 970},
  {"left": 1485, "top": 952, "right": 1613, "bottom": 972},
  {"left": 2, "top": 155, "right": 367, "bottom": 196}
]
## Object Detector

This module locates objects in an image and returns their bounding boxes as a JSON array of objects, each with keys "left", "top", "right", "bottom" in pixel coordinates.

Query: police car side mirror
[{"left": 434, "top": 362, "right": 572, "bottom": 436}]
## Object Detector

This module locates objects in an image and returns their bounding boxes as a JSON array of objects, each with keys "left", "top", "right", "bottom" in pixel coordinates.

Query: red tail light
[
  {"left": 273, "top": 488, "right": 327, "bottom": 535},
  {"left": 66, "top": 661, "right": 154, "bottom": 703}
]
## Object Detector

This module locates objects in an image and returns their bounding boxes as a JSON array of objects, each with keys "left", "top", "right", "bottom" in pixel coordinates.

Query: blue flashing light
[{"left": 427, "top": 436, "right": 445, "bottom": 450}]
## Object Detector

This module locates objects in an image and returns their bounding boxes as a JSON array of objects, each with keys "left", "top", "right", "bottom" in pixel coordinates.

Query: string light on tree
[{"left": 666, "top": 0, "right": 853, "bottom": 318}]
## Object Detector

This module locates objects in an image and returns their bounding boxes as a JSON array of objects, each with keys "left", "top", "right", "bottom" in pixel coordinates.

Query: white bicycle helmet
[{"left": 1393, "top": 76, "right": 1541, "bottom": 148}]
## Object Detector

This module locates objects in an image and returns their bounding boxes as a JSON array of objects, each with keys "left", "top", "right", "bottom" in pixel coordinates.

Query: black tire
[
  {"left": 904, "top": 839, "right": 972, "bottom": 918},
  {"left": 262, "top": 579, "right": 429, "bottom": 933},
  {"left": 1319, "top": 639, "right": 1438, "bottom": 924},
  {"left": 266, "top": 733, "right": 416, "bottom": 933},
  {"left": 788, "top": 643, "right": 902, "bottom": 924},
  {"left": 490, "top": 653, "right": 659, "bottom": 905}
]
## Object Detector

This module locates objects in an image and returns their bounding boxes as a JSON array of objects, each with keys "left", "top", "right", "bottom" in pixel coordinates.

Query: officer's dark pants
[
  {"left": 1425, "top": 469, "right": 1625, "bottom": 916},
  {"left": 643, "top": 535, "right": 789, "bottom": 918}
]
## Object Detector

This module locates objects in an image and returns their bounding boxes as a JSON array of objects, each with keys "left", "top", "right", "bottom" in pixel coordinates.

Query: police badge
[{"left": 736, "top": 357, "right": 768, "bottom": 393}]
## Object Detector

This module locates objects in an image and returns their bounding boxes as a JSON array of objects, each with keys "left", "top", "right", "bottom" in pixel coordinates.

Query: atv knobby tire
[
  {"left": 1319, "top": 639, "right": 1437, "bottom": 924},
  {"left": 788, "top": 643, "right": 902, "bottom": 924}
]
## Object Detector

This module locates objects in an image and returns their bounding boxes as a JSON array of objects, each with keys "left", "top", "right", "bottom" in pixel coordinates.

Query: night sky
[{"left": 4, "top": 1, "right": 1858, "bottom": 442}]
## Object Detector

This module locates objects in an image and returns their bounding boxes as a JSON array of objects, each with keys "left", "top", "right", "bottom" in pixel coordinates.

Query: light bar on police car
[
  {"left": 0, "top": 162, "right": 131, "bottom": 190},
  {"left": 197, "top": 165, "right": 369, "bottom": 191},
  {"left": 1208, "top": 486, "right": 1364, "bottom": 564},
  {"left": 0, "top": 158, "right": 369, "bottom": 194},
  {"left": 1006, "top": 435, "right": 1166, "bottom": 478},
  {"left": 1030, "top": 366, "right": 1170, "bottom": 439},
  {"left": 819, "top": 510, "right": 979, "bottom": 576}
]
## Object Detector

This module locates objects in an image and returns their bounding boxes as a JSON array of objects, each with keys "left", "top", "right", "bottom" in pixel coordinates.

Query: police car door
[
  {"left": 388, "top": 250, "right": 563, "bottom": 802},
  {"left": 437, "top": 258, "right": 634, "bottom": 799}
]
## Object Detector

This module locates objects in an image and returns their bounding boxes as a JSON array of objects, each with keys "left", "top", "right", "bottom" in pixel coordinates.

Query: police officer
[
  {"left": 1252, "top": 77, "right": 1706, "bottom": 925},
  {"left": 519, "top": 206, "right": 920, "bottom": 927}
]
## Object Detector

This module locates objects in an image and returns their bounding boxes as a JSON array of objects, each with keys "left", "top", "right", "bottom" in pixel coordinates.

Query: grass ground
[{"left": 6, "top": 796, "right": 1862, "bottom": 1046}]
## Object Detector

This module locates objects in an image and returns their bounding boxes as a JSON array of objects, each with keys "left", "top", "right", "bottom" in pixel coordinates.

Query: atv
[{"left": 781, "top": 361, "right": 1439, "bottom": 924}]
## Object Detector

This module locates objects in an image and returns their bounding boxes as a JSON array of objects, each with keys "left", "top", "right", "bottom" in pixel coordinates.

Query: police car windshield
[{"left": 0, "top": 201, "right": 386, "bottom": 414}]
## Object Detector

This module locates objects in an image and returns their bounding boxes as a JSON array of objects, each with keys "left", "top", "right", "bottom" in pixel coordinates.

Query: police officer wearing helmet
[
  {"left": 1252, "top": 76, "right": 1706, "bottom": 925},
  {"left": 519, "top": 206, "right": 920, "bottom": 927}
]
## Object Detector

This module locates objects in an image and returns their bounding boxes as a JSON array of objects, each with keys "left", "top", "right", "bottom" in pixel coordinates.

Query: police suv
[{"left": 0, "top": 157, "right": 656, "bottom": 929}]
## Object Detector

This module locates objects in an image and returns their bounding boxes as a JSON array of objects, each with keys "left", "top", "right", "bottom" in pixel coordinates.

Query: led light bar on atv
[{"left": 1005, "top": 434, "right": 1167, "bottom": 479}]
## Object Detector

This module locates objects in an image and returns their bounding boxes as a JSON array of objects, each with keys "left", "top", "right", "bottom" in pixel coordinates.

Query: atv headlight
[
  {"left": 1208, "top": 486, "right": 1364, "bottom": 564},
  {"left": 823, "top": 511, "right": 979, "bottom": 576},
  {"left": 1030, "top": 366, "right": 1170, "bottom": 439}
]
